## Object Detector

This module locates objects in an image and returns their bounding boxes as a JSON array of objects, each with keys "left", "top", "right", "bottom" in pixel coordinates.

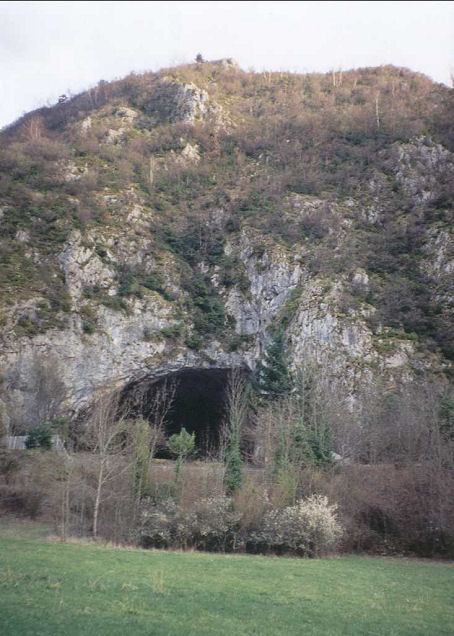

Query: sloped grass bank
[{"left": 0, "top": 525, "right": 453, "bottom": 636}]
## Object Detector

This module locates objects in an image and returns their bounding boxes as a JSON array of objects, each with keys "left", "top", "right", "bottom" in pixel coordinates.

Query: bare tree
[
  {"left": 375, "top": 92, "right": 381, "bottom": 130},
  {"left": 220, "top": 369, "right": 249, "bottom": 460},
  {"left": 22, "top": 115, "right": 45, "bottom": 141},
  {"left": 79, "top": 378, "right": 178, "bottom": 538},
  {"left": 128, "top": 378, "right": 177, "bottom": 460},
  {"left": 54, "top": 454, "right": 73, "bottom": 542},
  {"left": 222, "top": 369, "right": 250, "bottom": 493},
  {"left": 85, "top": 391, "right": 130, "bottom": 538},
  {"left": 251, "top": 396, "right": 298, "bottom": 481}
]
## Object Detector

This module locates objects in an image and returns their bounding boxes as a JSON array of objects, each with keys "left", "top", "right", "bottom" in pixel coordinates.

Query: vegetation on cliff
[{"left": 0, "top": 61, "right": 452, "bottom": 362}]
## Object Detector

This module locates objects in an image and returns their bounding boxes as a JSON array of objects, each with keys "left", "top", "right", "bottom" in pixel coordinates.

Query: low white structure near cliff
[{"left": 6, "top": 435, "right": 67, "bottom": 454}]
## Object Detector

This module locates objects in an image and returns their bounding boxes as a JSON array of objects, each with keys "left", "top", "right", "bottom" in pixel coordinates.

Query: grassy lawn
[{"left": 0, "top": 522, "right": 453, "bottom": 635}]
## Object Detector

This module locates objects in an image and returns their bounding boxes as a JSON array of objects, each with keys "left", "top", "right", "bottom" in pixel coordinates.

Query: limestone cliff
[{"left": 0, "top": 62, "right": 452, "bottom": 426}]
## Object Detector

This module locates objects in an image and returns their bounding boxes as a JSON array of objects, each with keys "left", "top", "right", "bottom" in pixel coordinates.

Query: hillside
[{"left": 0, "top": 59, "right": 453, "bottom": 428}]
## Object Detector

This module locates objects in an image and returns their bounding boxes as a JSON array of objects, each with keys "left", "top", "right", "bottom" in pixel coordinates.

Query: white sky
[{"left": 1, "top": 0, "right": 453, "bottom": 129}]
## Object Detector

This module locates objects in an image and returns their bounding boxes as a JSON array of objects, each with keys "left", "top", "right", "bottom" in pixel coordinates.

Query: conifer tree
[
  {"left": 256, "top": 327, "right": 293, "bottom": 400},
  {"left": 290, "top": 418, "right": 316, "bottom": 466},
  {"left": 292, "top": 367, "right": 333, "bottom": 467}
]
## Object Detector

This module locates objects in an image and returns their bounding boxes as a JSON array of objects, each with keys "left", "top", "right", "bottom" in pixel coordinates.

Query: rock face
[
  {"left": 142, "top": 79, "right": 213, "bottom": 124},
  {"left": 3, "top": 229, "right": 301, "bottom": 422},
  {"left": 394, "top": 137, "right": 454, "bottom": 205},
  {"left": 58, "top": 231, "right": 116, "bottom": 300},
  {"left": 0, "top": 63, "right": 452, "bottom": 428},
  {"left": 1, "top": 212, "right": 445, "bottom": 426}
]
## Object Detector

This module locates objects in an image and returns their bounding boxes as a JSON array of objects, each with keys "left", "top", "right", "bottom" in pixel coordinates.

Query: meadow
[{"left": 0, "top": 521, "right": 453, "bottom": 636}]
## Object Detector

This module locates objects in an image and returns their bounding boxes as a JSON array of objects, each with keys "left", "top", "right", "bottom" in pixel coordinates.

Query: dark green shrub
[
  {"left": 117, "top": 266, "right": 168, "bottom": 299},
  {"left": 184, "top": 332, "right": 202, "bottom": 350},
  {"left": 25, "top": 424, "right": 53, "bottom": 450},
  {"left": 101, "top": 295, "right": 128, "bottom": 312},
  {"left": 80, "top": 305, "right": 97, "bottom": 334},
  {"left": 16, "top": 315, "right": 40, "bottom": 337},
  {"left": 95, "top": 245, "right": 108, "bottom": 258},
  {"left": 160, "top": 323, "right": 183, "bottom": 339},
  {"left": 227, "top": 333, "right": 253, "bottom": 352}
]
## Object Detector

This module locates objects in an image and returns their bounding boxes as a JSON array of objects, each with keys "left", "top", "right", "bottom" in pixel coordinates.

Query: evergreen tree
[
  {"left": 290, "top": 419, "right": 316, "bottom": 466},
  {"left": 256, "top": 327, "right": 293, "bottom": 400},
  {"left": 25, "top": 423, "right": 53, "bottom": 450},
  {"left": 309, "top": 420, "right": 333, "bottom": 466},
  {"left": 292, "top": 367, "right": 333, "bottom": 467},
  {"left": 168, "top": 428, "right": 195, "bottom": 483},
  {"left": 256, "top": 336, "right": 334, "bottom": 473},
  {"left": 291, "top": 417, "right": 333, "bottom": 467}
]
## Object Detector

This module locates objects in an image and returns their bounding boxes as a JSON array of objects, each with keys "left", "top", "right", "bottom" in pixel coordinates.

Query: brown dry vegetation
[
  {"left": 1, "top": 450, "right": 453, "bottom": 557},
  {"left": 1, "top": 373, "right": 453, "bottom": 557}
]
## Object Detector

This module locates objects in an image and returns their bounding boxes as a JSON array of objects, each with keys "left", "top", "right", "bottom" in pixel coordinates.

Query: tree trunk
[{"left": 93, "top": 459, "right": 104, "bottom": 538}]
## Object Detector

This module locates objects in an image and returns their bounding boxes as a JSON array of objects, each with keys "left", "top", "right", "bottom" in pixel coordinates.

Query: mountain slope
[{"left": 0, "top": 60, "right": 453, "bottom": 424}]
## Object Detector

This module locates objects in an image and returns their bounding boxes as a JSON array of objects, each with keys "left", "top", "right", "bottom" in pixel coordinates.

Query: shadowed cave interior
[{"left": 126, "top": 367, "right": 247, "bottom": 457}]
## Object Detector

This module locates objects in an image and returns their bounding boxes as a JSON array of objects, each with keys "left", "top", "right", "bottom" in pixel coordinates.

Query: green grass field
[{"left": 0, "top": 521, "right": 453, "bottom": 636}]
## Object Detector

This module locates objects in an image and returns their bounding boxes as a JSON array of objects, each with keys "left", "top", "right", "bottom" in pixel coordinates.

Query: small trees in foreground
[
  {"left": 130, "top": 418, "right": 152, "bottom": 516},
  {"left": 86, "top": 392, "right": 130, "bottom": 538},
  {"left": 223, "top": 369, "right": 249, "bottom": 494},
  {"left": 168, "top": 428, "right": 195, "bottom": 484}
]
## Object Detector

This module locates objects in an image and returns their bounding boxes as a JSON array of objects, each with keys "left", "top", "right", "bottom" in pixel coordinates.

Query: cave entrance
[{"left": 130, "top": 367, "right": 247, "bottom": 458}]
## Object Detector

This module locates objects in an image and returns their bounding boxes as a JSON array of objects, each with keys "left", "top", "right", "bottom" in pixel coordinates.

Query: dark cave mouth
[{"left": 125, "top": 367, "right": 248, "bottom": 457}]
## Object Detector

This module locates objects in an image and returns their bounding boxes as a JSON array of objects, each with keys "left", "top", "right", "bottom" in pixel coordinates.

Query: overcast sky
[{"left": 1, "top": 0, "right": 453, "bottom": 129}]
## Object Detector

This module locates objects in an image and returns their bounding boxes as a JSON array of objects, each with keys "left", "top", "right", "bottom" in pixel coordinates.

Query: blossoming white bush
[
  {"left": 138, "top": 495, "right": 241, "bottom": 551},
  {"left": 189, "top": 495, "right": 242, "bottom": 550},
  {"left": 138, "top": 494, "right": 342, "bottom": 556},
  {"left": 257, "top": 495, "right": 343, "bottom": 557},
  {"left": 138, "top": 498, "right": 179, "bottom": 548}
]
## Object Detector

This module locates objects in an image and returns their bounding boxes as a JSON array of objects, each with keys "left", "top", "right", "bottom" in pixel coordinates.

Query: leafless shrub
[
  {"left": 125, "top": 378, "right": 177, "bottom": 459},
  {"left": 21, "top": 115, "right": 45, "bottom": 142},
  {"left": 233, "top": 475, "right": 269, "bottom": 533}
]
